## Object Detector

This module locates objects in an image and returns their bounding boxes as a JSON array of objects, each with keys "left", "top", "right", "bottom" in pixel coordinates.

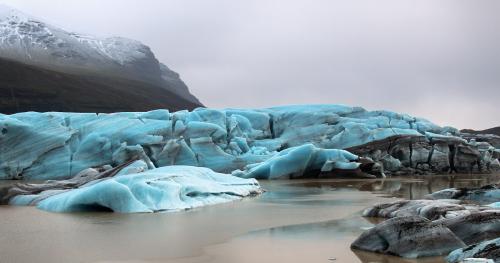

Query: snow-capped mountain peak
[
  {"left": 0, "top": 5, "right": 149, "bottom": 66},
  {"left": 0, "top": 4, "right": 201, "bottom": 105}
]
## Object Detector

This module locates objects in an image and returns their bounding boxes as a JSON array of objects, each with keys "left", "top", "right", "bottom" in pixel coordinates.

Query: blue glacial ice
[
  {"left": 10, "top": 161, "right": 261, "bottom": 213},
  {"left": 1, "top": 104, "right": 471, "bottom": 181},
  {"left": 2, "top": 104, "right": 500, "bottom": 213},
  {"left": 232, "top": 144, "right": 360, "bottom": 179}
]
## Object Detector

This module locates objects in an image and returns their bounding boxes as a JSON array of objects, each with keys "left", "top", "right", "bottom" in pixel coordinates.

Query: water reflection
[
  {"left": 199, "top": 174, "right": 499, "bottom": 263},
  {"left": 283, "top": 173, "right": 500, "bottom": 200},
  {"left": 0, "top": 174, "right": 498, "bottom": 263}
]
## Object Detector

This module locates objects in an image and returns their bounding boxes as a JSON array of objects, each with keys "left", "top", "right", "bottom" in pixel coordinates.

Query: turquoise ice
[
  {"left": 0, "top": 104, "right": 456, "bottom": 180},
  {"left": 10, "top": 163, "right": 262, "bottom": 213}
]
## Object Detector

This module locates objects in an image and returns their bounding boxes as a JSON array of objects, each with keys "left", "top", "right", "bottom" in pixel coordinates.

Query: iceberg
[
  {"left": 232, "top": 144, "right": 361, "bottom": 179},
  {"left": 7, "top": 161, "right": 261, "bottom": 213}
]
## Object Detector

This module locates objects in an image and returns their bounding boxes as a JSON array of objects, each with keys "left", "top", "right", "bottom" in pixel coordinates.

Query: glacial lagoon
[{"left": 1, "top": 174, "right": 498, "bottom": 263}]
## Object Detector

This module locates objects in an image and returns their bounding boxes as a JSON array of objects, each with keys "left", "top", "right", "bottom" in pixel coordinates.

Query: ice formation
[
  {"left": 1, "top": 104, "right": 499, "bottom": 181},
  {"left": 7, "top": 161, "right": 261, "bottom": 213},
  {"left": 2, "top": 104, "right": 500, "bottom": 213}
]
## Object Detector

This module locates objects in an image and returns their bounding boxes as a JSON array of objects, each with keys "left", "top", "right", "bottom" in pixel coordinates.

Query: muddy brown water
[{"left": 0, "top": 174, "right": 498, "bottom": 263}]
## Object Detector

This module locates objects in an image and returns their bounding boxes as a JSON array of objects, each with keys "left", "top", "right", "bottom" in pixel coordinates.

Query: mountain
[
  {"left": 461, "top": 127, "right": 500, "bottom": 136},
  {"left": 0, "top": 4, "right": 202, "bottom": 113},
  {"left": 0, "top": 57, "right": 201, "bottom": 113}
]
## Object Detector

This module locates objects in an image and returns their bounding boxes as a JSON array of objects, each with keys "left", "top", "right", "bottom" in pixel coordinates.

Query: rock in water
[
  {"left": 350, "top": 216, "right": 466, "bottom": 258},
  {"left": 6, "top": 161, "right": 262, "bottom": 213},
  {"left": 438, "top": 211, "right": 500, "bottom": 245},
  {"left": 361, "top": 199, "right": 500, "bottom": 245},
  {"left": 362, "top": 199, "right": 473, "bottom": 220},
  {"left": 356, "top": 184, "right": 500, "bottom": 260},
  {"left": 447, "top": 238, "right": 500, "bottom": 263},
  {"left": 428, "top": 184, "right": 500, "bottom": 205}
]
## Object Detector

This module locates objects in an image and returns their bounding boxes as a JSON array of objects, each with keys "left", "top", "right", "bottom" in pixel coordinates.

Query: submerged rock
[
  {"left": 447, "top": 238, "right": 500, "bottom": 263},
  {"left": 6, "top": 161, "right": 262, "bottom": 213},
  {"left": 351, "top": 216, "right": 465, "bottom": 258}
]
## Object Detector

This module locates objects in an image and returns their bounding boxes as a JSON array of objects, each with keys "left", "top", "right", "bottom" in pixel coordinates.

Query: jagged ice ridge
[{"left": 1, "top": 104, "right": 500, "bottom": 213}]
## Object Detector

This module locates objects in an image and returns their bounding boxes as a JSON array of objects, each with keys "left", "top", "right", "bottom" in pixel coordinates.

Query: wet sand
[{"left": 0, "top": 174, "right": 498, "bottom": 263}]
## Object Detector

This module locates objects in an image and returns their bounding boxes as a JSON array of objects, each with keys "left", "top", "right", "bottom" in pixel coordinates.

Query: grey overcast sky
[{"left": 3, "top": 0, "right": 499, "bottom": 129}]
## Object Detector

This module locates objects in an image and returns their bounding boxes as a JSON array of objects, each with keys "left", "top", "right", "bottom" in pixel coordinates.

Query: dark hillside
[
  {"left": 0, "top": 58, "right": 202, "bottom": 114},
  {"left": 461, "top": 127, "right": 500, "bottom": 136}
]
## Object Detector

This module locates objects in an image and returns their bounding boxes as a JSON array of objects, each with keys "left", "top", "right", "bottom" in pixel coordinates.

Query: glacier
[
  {"left": 1, "top": 104, "right": 499, "bottom": 181},
  {"left": 1, "top": 104, "right": 500, "bottom": 213}
]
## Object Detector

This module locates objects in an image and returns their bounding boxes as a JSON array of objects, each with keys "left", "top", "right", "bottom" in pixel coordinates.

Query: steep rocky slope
[{"left": 0, "top": 58, "right": 200, "bottom": 113}]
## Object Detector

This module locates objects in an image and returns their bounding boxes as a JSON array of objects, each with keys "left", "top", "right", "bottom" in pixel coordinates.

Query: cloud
[{"left": 3, "top": 0, "right": 499, "bottom": 129}]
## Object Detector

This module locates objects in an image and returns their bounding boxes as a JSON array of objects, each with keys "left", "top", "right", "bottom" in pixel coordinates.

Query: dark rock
[
  {"left": 351, "top": 216, "right": 465, "bottom": 258},
  {"left": 427, "top": 184, "right": 500, "bottom": 205},
  {"left": 447, "top": 238, "right": 500, "bottom": 263},
  {"left": 438, "top": 211, "right": 500, "bottom": 245},
  {"left": 360, "top": 199, "right": 499, "bottom": 251},
  {"left": 461, "top": 128, "right": 500, "bottom": 148},
  {"left": 362, "top": 199, "right": 478, "bottom": 220}
]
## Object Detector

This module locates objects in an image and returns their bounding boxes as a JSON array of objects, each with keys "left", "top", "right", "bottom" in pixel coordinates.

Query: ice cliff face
[
  {"left": 0, "top": 4, "right": 201, "bottom": 106},
  {"left": 1, "top": 104, "right": 499, "bottom": 181}
]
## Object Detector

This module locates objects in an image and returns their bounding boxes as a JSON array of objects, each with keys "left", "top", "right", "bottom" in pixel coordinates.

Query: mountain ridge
[
  {"left": 0, "top": 57, "right": 201, "bottom": 113},
  {"left": 461, "top": 127, "right": 500, "bottom": 136},
  {"left": 0, "top": 4, "right": 203, "bottom": 111}
]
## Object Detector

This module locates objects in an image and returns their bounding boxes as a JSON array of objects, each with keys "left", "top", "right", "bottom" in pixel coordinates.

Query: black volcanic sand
[{"left": 0, "top": 174, "right": 498, "bottom": 263}]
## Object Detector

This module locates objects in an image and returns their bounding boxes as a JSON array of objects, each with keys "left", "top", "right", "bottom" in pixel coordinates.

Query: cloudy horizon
[{"left": 2, "top": 0, "right": 499, "bottom": 130}]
